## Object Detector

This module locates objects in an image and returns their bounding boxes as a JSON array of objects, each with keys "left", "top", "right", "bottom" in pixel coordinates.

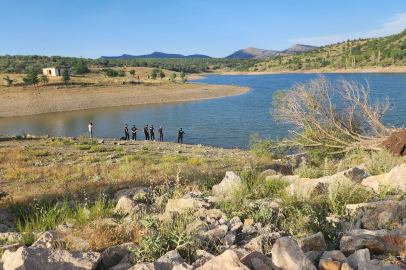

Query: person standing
[
  {"left": 143, "top": 125, "right": 149, "bottom": 140},
  {"left": 131, "top": 125, "right": 137, "bottom": 141},
  {"left": 137, "top": 75, "right": 140, "bottom": 84},
  {"left": 124, "top": 124, "right": 129, "bottom": 140},
  {"left": 88, "top": 123, "right": 94, "bottom": 139},
  {"left": 158, "top": 126, "right": 164, "bottom": 141},
  {"left": 177, "top": 128, "right": 185, "bottom": 144},
  {"left": 150, "top": 125, "right": 155, "bottom": 141}
]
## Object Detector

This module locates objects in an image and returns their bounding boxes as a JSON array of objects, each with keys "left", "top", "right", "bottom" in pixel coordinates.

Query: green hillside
[{"left": 252, "top": 29, "right": 406, "bottom": 72}]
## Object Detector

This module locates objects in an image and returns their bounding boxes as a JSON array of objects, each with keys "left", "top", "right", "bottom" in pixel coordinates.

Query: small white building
[{"left": 42, "top": 67, "right": 71, "bottom": 76}]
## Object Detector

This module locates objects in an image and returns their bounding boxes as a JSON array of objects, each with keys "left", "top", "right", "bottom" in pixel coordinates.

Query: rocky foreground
[{"left": 2, "top": 162, "right": 406, "bottom": 270}]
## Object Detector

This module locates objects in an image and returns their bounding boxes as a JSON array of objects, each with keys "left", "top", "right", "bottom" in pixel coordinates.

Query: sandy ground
[
  {"left": 225, "top": 65, "right": 406, "bottom": 75},
  {"left": 0, "top": 83, "right": 250, "bottom": 118}
]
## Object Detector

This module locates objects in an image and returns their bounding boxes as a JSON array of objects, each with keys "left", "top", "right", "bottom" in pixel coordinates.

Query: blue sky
[{"left": 1, "top": 0, "right": 406, "bottom": 58}]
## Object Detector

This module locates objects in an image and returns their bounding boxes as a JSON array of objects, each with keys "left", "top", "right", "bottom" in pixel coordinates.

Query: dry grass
[{"left": 0, "top": 136, "right": 253, "bottom": 206}]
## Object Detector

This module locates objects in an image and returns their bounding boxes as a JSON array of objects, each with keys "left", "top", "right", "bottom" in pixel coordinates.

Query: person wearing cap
[
  {"left": 150, "top": 125, "right": 155, "bottom": 141},
  {"left": 158, "top": 126, "right": 164, "bottom": 141},
  {"left": 131, "top": 125, "right": 137, "bottom": 140},
  {"left": 177, "top": 128, "right": 185, "bottom": 143},
  {"left": 143, "top": 125, "right": 149, "bottom": 140}
]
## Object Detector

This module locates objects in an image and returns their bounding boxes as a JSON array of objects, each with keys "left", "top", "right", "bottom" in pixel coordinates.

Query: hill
[
  {"left": 100, "top": 52, "right": 212, "bottom": 59},
  {"left": 226, "top": 44, "right": 318, "bottom": 59},
  {"left": 248, "top": 29, "right": 406, "bottom": 72}
]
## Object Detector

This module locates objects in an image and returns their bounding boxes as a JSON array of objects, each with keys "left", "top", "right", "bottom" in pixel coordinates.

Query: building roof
[{"left": 42, "top": 67, "right": 71, "bottom": 69}]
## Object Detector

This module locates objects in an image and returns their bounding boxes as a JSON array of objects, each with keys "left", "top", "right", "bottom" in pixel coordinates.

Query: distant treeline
[
  {"left": 259, "top": 29, "right": 406, "bottom": 71},
  {"left": 0, "top": 56, "right": 261, "bottom": 74}
]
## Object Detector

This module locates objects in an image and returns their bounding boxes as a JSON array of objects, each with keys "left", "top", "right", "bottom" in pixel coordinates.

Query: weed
[
  {"left": 75, "top": 145, "right": 90, "bottom": 151},
  {"left": 89, "top": 146, "right": 107, "bottom": 153},
  {"left": 366, "top": 149, "right": 399, "bottom": 175}
]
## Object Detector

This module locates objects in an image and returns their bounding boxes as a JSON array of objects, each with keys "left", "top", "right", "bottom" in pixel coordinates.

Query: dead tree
[{"left": 271, "top": 75, "right": 394, "bottom": 156}]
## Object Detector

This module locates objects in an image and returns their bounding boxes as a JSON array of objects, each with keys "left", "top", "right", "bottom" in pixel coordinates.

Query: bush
[
  {"left": 249, "top": 133, "right": 275, "bottom": 158},
  {"left": 365, "top": 149, "right": 399, "bottom": 175},
  {"left": 75, "top": 145, "right": 90, "bottom": 150},
  {"left": 89, "top": 145, "right": 107, "bottom": 153},
  {"left": 117, "top": 70, "right": 126, "bottom": 77}
]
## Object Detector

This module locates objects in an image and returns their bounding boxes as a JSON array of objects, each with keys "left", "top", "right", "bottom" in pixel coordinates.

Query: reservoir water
[{"left": 1, "top": 73, "right": 406, "bottom": 149}]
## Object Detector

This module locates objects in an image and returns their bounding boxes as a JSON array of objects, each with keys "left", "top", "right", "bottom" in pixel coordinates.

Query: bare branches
[{"left": 271, "top": 75, "right": 394, "bottom": 156}]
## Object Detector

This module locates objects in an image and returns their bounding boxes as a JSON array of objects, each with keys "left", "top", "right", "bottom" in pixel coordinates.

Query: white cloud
[{"left": 289, "top": 13, "right": 406, "bottom": 46}]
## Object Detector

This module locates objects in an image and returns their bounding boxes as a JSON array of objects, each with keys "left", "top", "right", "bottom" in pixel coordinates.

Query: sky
[{"left": 1, "top": 0, "right": 406, "bottom": 59}]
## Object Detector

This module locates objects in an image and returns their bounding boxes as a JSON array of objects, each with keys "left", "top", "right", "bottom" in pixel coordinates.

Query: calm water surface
[{"left": 1, "top": 73, "right": 406, "bottom": 149}]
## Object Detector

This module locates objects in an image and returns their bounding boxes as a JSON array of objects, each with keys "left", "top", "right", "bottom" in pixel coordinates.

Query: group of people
[
  {"left": 88, "top": 122, "right": 186, "bottom": 143},
  {"left": 124, "top": 124, "right": 186, "bottom": 143}
]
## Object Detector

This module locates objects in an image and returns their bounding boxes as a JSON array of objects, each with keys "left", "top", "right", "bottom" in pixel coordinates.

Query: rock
[
  {"left": 114, "top": 187, "right": 152, "bottom": 202},
  {"left": 203, "top": 225, "right": 228, "bottom": 246},
  {"left": 299, "top": 232, "right": 327, "bottom": 253},
  {"left": 340, "top": 220, "right": 362, "bottom": 232},
  {"left": 99, "top": 243, "right": 135, "bottom": 270},
  {"left": 30, "top": 230, "right": 64, "bottom": 249},
  {"left": 192, "top": 250, "right": 216, "bottom": 269},
  {"left": 212, "top": 171, "right": 243, "bottom": 196},
  {"left": 305, "top": 251, "right": 321, "bottom": 266},
  {"left": 172, "top": 263, "right": 193, "bottom": 270},
  {"left": 251, "top": 258, "right": 272, "bottom": 270},
  {"left": 222, "top": 232, "right": 237, "bottom": 246},
  {"left": 357, "top": 259, "right": 400, "bottom": 270},
  {"left": 318, "top": 250, "right": 347, "bottom": 270},
  {"left": 165, "top": 198, "right": 210, "bottom": 213},
  {"left": 343, "top": 167, "right": 371, "bottom": 183},
  {"left": 114, "top": 196, "right": 137, "bottom": 215},
  {"left": 195, "top": 250, "right": 249, "bottom": 270},
  {"left": 205, "top": 209, "right": 224, "bottom": 220},
  {"left": 347, "top": 248, "right": 370, "bottom": 269},
  {"left": 156, "top": 250, "right": 185, "bottom": 266},
  {"left": 228, "top": 217, "right": 244, "bottom": 233},
  {"left": 0, "top": 243, "right": 26, "bottom": 252},
  {"left": 362, "top": 164, "right": 406, "bottom": 193},
  {"left": 242, "top": 225, "right": 258, "bottom": 235},
  {"left": 340, "top": 263, "right": 353, "bottom": 270},
  {"left": 0, "top": 224, "right": 9, "bottom": 233},
  {"left": 244, "top": 235, "right": 264, "bottom": 253},
  {"left": 259, "top": 170, "right": 278, "bottom": 181},
  {"left": 340, "top": 230, "right": 406, "bottom": 256},
  {"left": 240, "top": 251, "right": 276, "bottom": 270},
  {"left": 2, "top": 246, "right": 101, "bottom": 270},
  {"left": 346, "top": 200, "right": 406, "bottom": 230},
  {"left": 244, "top": 219, "right": 255, "bottom": 226},
  {"left": 271, "top": 237, "right": 316, "bottom": 270}
]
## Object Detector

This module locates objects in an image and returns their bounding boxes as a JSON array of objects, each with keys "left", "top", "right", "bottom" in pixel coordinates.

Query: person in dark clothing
[
  {"left": 158, "top": 126, "right": 164, "bottom": 141},
  {"left": 177, "top": 128, "right": 185, "bottom": 143},
  {"left": 124, "top": 124, "right": 129, "bottom": 140},
  {"left": 143, "top": 125, "right": 149, "bottom": 140},
  {"left": 150, "top": 125, "right": 155, "bottom": 140},
  {"left": 131, "top": 125, "right": 137, "bottom": 140}
]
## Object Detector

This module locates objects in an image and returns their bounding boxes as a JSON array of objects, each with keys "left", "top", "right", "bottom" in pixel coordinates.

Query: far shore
[
  {"left": 0, "top": 83, "right": 250, "bottom": 118},
  {"left": 221, "top": 65, "right": 406, "bottom": 75}
]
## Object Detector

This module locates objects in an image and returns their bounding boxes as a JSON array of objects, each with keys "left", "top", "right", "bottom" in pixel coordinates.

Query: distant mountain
[
  {"left": 100, "top": 52, "right": 211, "bottom": 59},
  {"left": 226, "top": 44, "right": 318, "bottom": 59}
]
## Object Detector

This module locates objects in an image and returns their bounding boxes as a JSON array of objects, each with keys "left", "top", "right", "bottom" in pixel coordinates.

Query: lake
[{"left": 1, "top": 73, "right": 406, "bottom": 149}]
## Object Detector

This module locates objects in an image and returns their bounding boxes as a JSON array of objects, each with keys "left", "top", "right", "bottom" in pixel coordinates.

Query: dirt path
[{"left": 0, "top": 83, "right": 250, "bottom": 118}]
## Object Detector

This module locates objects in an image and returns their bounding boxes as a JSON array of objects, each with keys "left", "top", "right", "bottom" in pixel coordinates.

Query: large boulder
[
  {"left": 2, "top": 246, "right": 101, "bottom": 270},
  {"left": 299, "top": 232, "right": 327, "bottom": 253},
  {"left": 114, "top": 196, "right": 138, "bottom": 215},
  {"left": 271, "top": 237, "right": 316, "bottom": 270},
  {"left": 318, "top": 250, "right": 347, "bottom": 270},
  {"left": 212, "top": 172, "right": 243, "bottom": 196},
  {"left": 346, "top": 200, "right": 406, "bottom": 230},
  {"left": 240, "top": 251, "right": 277, "bottom": 270},
  {"left": 195, "top": 250, "right": 249, "bottom": 270},
  {"left": 362, "top": 164, "right": 406, "bottom": 193},
  {"left": 347, "top": 249, "right": 370, "bottom": 269}
]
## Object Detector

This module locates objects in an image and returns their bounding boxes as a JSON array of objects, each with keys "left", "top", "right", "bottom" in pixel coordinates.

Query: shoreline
[{"left": 0, "top": 83, "right": 250, "bottom": 118}]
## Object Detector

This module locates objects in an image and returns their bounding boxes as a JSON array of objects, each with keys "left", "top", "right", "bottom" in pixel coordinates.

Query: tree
[
  {"left": 271, "top": 75, "right": 393, "bottom": 158},
  {"left": 151, "top": 69, "right": 157, "bottom": 80},
  {"left": 62, "top": 70, "right": 70, "bottom": 84},
  {"left": 170, "top": 72, "right": 177, "bottom": 82},
  {"left": 117, "top": 70, "right": 126, "bottom": 77},
  {"left": 180, "top": 72, "right": 186, "bottom": 79},
  {"left": 159, "top": 70, "right": 165, "bottom": 80},
  {"left": 72, "top": 60, "right": 90, "bottom": 76},
  {"left": 182, "top": 76, "right": 188, "bottom": 83},
  {"left": 22, "top": 69, "right": 39, "bottom": 86},
  {"left": 3, "top": 76, "right": 13, "bottom": 87},
  {"left": 40, "top": 75, "right": 49, "bottom": 85},
  {"left": 129, "top": 70, "right": 135, "bottom": 76}
]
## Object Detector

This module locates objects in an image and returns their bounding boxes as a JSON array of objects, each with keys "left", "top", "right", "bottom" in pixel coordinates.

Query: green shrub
[
  {"left": 366, "top": 149, "right": 399, "bottom": 175},
  {"left": 75, "top": 145, "right": 90, "bottom": 150},
  {"left": 249, "top": 133, "right": 275, "bottom": 158},
  {"left": 89, "top": 146, "right": 107, "bottom": 153},
  {"left": 294, "top": 158, "right": 335, "bottom": 178}
]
